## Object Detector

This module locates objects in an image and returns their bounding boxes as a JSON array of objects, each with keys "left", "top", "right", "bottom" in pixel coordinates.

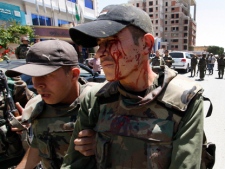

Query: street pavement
[{"left": 181, "top": 63, "right": 225, "bottom": 169}]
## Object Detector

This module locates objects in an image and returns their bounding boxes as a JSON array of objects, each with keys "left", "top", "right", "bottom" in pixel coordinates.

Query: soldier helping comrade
[
  {"left": 5, "top": 40, "right": 96, "bottom": 169},
  {"left": 61, "top": 4, "right": 210, "bottom": 169}
]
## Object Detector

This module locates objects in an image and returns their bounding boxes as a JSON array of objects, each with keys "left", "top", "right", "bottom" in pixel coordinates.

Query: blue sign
[{"left": 0, "top": 2, "right": 23, "bottom": 24}]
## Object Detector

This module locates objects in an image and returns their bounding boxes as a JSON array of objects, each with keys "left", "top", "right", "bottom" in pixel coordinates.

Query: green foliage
[
  {"left": 0, "top": 21, "right": 34, "bottom": 48},
  {"left": 207, "top": 46, "right": 224, "bottom": 56}
]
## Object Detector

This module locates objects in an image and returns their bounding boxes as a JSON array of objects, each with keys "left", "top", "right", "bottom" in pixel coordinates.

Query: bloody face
[{"left": 96, "top": 27, "right": 146, "bottom": 82}]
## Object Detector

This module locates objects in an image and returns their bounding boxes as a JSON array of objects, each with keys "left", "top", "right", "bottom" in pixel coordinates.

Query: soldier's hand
[
  {"left": 11, "top": 102, "right": 30, "bottom": 134},
  {"left": 74, "top": 129, "right": 96, "bottom": 156}
]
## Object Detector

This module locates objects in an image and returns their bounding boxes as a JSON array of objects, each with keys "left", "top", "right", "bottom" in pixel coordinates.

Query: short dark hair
[{"left": 127, "top": 26, "right": 145, "bottom": 45}]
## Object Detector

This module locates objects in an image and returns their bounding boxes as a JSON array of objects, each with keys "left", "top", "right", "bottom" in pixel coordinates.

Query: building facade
[
  {"left": 128, "top": 0, "right": 196, "bottom": 51},
  {"left": 0, "top": 0, "right": 98, "bottom": 42}
]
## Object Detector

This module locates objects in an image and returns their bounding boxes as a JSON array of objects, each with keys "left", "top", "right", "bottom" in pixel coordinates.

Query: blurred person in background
[
  {"left": 191, "top": 54, "right": 198, "bottom": 77},
  {"left": 217, "top": 54, "right": 225, "bottom": 79},
  {"left": 15, "top": 37, "right": 30, "bottom": 59},
  {"left": 163, "top": 50, "right": 173, "bottom": 68},
  {"left": 88, "top": 54, "right": 101, "bottom": 74}
]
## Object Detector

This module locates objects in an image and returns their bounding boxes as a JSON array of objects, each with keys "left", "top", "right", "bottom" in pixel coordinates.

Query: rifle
[
  {"left": 0, "top": 70, "right": 26, "bottom": 130},
  {"left": 0, "top": 70, "right": 26, "bottom": 167}
]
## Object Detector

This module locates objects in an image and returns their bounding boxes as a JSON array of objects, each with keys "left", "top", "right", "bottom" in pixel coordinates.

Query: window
[
  {"left": 172, "top": 8, "right": 174, "bottom": 10},
  {"left": 176, "top": 14, "right": 179, "bottom": 18},
  {"left": 149, "top": 14, "right": 153, "bottom": 17},
  {"left": 165, "top": 2, "right": 168, "bottom": 6},
  {"left": 85, "top": 0, "right": 93, "bottom": 9},
  {"left": 156, "top": 26, "right": 158, "bottom": 30},
  {"left": 165, "top": 14, "right": 167, "bottom": 18},
  {"left": 183, "top": 39, "right": 187, "bottom": 43},
  {"left": 32, "top": 14, "right": 52, "bottom": 26},
  {"left": 68, "top": 0, "right": 76, "bottom": 2},
  {"left": 165, "top": 21, "right": 167, "bottom": 24},
  {"left": 171, "top": 14, "right": 174, "bottom": 18},
  {"left": 156, "top": 33, "right": 158, "bottom": 36},
  {"left": 156, "top": 7, "right": 158, "bottom": 10},
  {"left": 149, "top": 1, "right": 153, "bottom": 5},
  {"left": 176, "top": 20, "right": 179, "bottom": 23},
  {"left": 137, "top": 3, "right": 139, "bottom": 7},
  {"left": 165, "top": 27, "right": 167, "bottom": 31},
  {"left": 156, "top": 1, "right": 158, "bottom": 5},
  {"left": 156, "top": 20, "right": 158, "bottom": 24},
  {"left": 149, "top": 8, "right": 153, "bottom": 12},
  {"left": 58, "top": 19, "right": 69, "bottom": 27},
  {"left": 171, "top": 20, "right": 174, "bottom": 24},
  {"left": 184, "top": 45, "right": 187, "bottom": 50}
]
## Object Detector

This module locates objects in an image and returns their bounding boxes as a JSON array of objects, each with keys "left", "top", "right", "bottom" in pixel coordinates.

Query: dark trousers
[
  {"left": 191, "top": 65, "right": 197, "bottom": 76},
  {"left": 218, "top": 65, "right": 225, "bottom": 78},
  {"left": 199, "top": 67, "right": 205, "bottom": 79}
]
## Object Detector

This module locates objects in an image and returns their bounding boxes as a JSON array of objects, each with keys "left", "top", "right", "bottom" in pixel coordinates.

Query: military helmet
[{"left": 21, "top": 36, "right": 30, "bottom": 42}]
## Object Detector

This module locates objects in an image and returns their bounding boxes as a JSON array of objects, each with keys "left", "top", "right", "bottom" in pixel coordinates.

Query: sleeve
[
  {"left": 15, "top": 46, "right": 20, "bottom": 58},
  {"left": 61, "top": 86, "right": 100, "bottom": 169},
  {"left": 169, "top": 93, "right": 204, "bottom": 169}
]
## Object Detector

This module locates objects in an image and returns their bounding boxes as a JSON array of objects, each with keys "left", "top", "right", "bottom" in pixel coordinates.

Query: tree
[
  {"left": 207, "top": 46, "right": 224, "bottom": 56},
  {"left": 0, "top": 21, "right": 35, "bottom": 60},
  {"left": 0, "top": 21, "right": 34, "bottom": 48}
]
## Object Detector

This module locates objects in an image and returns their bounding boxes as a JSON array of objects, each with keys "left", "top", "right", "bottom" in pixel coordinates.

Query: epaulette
[{"left": 157, "top": 74, "right": 203, "bottom": 112}]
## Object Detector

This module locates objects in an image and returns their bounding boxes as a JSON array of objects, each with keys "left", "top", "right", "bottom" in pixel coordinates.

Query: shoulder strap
[{"left": 202, "top": 96, "right": 213, "bottom": 117}]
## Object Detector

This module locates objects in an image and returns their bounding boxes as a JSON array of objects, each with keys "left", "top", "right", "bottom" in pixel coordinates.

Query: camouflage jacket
[
  {"left": 0, "top": 76, "right": 35, "bottom": 167},
  {"left": 29, "top": 83, "right": 97, "bottom": 169},
  {"left": 15, "top": 44, "right": 30, "bottom": 59},
  {"left": 62, "top": 67, "right": 204, "bottom": 169}
]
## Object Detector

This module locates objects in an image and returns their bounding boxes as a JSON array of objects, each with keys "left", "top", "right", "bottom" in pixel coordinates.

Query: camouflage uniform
[
  {"left": 62, "top": 67, "right": 204, "bottom": 169},
  {"left": 0, "top": 76, "right": 35, "bottom": 168},
  {"left": 15, "top": 44, "right": 30, "bottom": 59},
  {"left": 28, "top": 83, "right": 95, "bottom": 169}
]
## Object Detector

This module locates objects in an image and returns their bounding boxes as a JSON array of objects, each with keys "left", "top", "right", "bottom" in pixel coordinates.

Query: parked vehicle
[{"left": 169, "top": 51, "right": 191, "bottom": 72}]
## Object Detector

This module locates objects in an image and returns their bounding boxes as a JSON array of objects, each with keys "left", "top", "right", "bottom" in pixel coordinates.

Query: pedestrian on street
[
  {"left": 207, "top": 53, "right": 216, "bottom": 74},
  {"left": 62, "top": 4, "right": 205, "bottom": 169},
  {"left": 163, "top": 49, "right": 173, "bottom": 68},
  {"left": 191, "top": 54, "right": 198, "bottom": 77},
  {"left": 5, "top": 40, "right": 96, "bottom": 169},
  {"left": 150, "top": 50, "right": 165, "bottom": 74},
  {"left": 217, "top": 54, "right": 225, "bottom": 79},
  {"left": 198, "top": 54, "right": 207, "bottom": 80}
]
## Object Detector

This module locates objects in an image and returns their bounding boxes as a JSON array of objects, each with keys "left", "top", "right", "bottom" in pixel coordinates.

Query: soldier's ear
[
  {"left": 71, "top": 67, "right": 80, "bottom": 80},
  {"left": 143, "top": 33, "right": 155, "bottom": 55}
]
